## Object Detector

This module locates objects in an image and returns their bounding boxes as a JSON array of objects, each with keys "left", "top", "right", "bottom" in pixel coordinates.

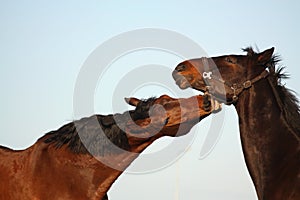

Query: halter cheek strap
[{"left": 230, "top": 70, "right": 269, "bottom": 102}]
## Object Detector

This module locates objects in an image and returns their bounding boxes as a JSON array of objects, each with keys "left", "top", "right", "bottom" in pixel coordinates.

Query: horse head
[
  {"left": 124, "top": 94, "right": 221, "bottom": 138},
  {"left": 172, "top": 47, "right": 275, "bottom": 104}
]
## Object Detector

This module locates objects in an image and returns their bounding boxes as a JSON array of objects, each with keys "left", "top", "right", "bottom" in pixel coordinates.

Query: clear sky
[{"left": 1, "top": 1, "right": 299, "bottom": 199}]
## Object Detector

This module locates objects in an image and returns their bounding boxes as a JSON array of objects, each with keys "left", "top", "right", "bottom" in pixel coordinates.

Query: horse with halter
[
  {"left": 0, "top": 94, "right": 221, "bottom": 200},
  {"left": 172, "top": 47, "right": 300, "bottom": 200}
]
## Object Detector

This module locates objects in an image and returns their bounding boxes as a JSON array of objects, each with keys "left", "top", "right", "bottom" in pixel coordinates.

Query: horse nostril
[{"left": 175, "top": 64, "right": 186, "bottom": 72}]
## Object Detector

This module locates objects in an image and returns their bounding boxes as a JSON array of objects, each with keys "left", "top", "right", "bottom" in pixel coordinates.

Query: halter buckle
[
  {"left": 243, "top": 80, "right": 252, "bottom": 89},
  {"left": 231, "top": 83, "right": 238, "bottom": 90},
  {"left": 232, "top": 95, "right": 239, "bottom": 102}
]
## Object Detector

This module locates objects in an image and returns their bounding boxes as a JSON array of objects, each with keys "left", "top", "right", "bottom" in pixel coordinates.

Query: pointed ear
[
  {"left": 257, "top": 47, "right": 274, "bottom": 65},
  {"left": 124, "top": 97, "right": 141, "bottom": 107}
]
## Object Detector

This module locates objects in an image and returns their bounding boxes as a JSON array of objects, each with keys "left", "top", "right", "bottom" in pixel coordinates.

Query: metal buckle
[
  {"left": 230, "top": 84, "right": 238, "bottom": 102},
  {"left": 243, "top": 81, "right": 252, "bottom": 89},
  {"left": 231, "top": 83, "right": 238, "bottom": 90},
  {"left": 232, "top": 95, "right": 239, "bottom": 102}
]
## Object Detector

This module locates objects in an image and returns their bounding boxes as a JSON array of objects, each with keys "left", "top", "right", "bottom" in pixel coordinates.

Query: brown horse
[
  {"left": 0, "top": 94, "right": 221, "bottom": 200},
  {"left": 172, "top": 47, "right": 300, "bottom": 200}
]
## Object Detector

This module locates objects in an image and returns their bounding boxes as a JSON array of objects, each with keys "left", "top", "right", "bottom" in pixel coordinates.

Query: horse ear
[
  {"left": 257, "top": 47, "right": 274, "bottom": 65},
  {"left": 124, "top": 97, "right": 141, "bottom": 107}
]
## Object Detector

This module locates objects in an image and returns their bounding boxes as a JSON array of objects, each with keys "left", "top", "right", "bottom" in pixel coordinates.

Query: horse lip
[
  {"left": 176, "top": 79, "right": 189, "bottom": 89},
  {"left": 172, "top": 71, "right": 181, "bottom": 80},
  {"left": 173, "top": 73, "right": 188, "bottom": 89},
  {"left": 192, "top": 80, "right": 206, "bottom": 92},
  {"left": 203, "top": 90, "right": 228, "bottom": 104}
]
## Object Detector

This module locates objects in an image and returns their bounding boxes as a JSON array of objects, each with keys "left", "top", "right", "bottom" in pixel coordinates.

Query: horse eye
[
  {"left": 225, "top": 57, "right": 234, "bottom": 63},
  {"left": 175, "top": 64, "right": 186, "bottom": 72}
]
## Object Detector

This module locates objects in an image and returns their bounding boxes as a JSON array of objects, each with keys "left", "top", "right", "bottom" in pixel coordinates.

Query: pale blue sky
[{"left": 1, "top": 1, "right": 299, "bottom": 199}]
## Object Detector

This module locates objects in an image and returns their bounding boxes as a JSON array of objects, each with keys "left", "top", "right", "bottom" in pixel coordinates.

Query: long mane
[
  {"left": 269, "top": 66, "right": 300, "bottom": 138},
  {"left": 42, "top": 97, "right": 156, "bottom": 156},
  {"left": 244, "top": 47, "right": 300, "bottom": 139},
  {"left": 42, "top": 114, "right": 130, "bottom": 156}
]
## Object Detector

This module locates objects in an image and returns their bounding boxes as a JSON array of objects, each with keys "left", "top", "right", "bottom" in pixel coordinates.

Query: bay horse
[
  {"left": 0, "top": 94, "right": 221, "bottom": 200},
  {"left": 172, "top": 47, "right": 300, "bottom": 199}
]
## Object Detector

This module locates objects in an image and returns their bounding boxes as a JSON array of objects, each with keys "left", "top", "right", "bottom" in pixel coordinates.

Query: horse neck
[
  {"left": 89, "top": 135, "right": 159, "bottom": 199},
  {"left": 234, "top": 78, "right": 299, "bottom": 200},
  {"left": 27, "top": 140, "right": 144, "bottom": 199}
]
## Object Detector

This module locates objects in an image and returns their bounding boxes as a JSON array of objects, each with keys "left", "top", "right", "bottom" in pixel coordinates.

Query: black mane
[
  {"left": 244, "top": 47, "right": 300, "bottom": 138},
  {"left": 269, "top": 66, "right": 300, "bottom": 138},
  {"left": 43, "top": 97, "right": 157, "bottom": 156}
]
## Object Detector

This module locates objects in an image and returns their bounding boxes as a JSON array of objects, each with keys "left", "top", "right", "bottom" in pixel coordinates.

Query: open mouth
[
  {"left": 203, "top": 88, "right": 229, "bottom": 105},
  {"left": 175, "top": 78, "right": 190, "bottom": 89},
  {"left": 172, "top": 72, "right": 224, "bottom": 105},
  {"left": 172, "top": 74, "right": 189, "bottom": 89},
  {"left": 212, "top": 98, "right": 222, "bottom": 112},
  {"left": 172, "top": 73, "right": 192, "bottom": 89}
]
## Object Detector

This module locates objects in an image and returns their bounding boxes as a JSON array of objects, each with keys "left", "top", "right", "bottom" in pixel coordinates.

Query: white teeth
[
  {"left": 208, "top": 95, "right": 222, "bottom": 112},
  {"left": 214, "top": 100, "right": 222, "bottom": 111},
  {"left": 210, "top": 98, "right": 214, "bottom": 111}
]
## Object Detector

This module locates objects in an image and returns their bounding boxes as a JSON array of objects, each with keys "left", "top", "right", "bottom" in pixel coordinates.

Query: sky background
[{"left": 1, "top": 1, "right": 299, "bottom": 199}]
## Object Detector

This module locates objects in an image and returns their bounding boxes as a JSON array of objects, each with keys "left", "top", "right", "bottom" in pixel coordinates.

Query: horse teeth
[{"left": 214, "top": 100, "right": 222, "bottom": 111}]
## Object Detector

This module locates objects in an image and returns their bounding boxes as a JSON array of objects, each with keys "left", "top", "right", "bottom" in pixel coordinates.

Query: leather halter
[{"left": 205, "top": 70, "right": 270, "bottom": 104}]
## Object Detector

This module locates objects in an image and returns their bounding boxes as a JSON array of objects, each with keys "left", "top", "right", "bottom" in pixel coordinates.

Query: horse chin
[
  {"left": 191, "top": 85, "right": 206, "bottom": 94},
  {"left": 191, "top": 85, "right": 226, "bottom": 105},
  {"left": 204, "top": 91, "right": 229, "bottom": 104}
]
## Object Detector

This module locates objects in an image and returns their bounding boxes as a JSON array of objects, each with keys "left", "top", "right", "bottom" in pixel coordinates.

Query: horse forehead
[
  {"left": 162, "top": 100, "right": 180, "bottom": 111},
  {"left": 177, "top": 60, "right": 202, "bottom": 72},
  {"left": 183, "top": 55, "right": 247, "bottom": 71},
  {"left": 187, "top": 58, "right": 216, "bottom": 67}
]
